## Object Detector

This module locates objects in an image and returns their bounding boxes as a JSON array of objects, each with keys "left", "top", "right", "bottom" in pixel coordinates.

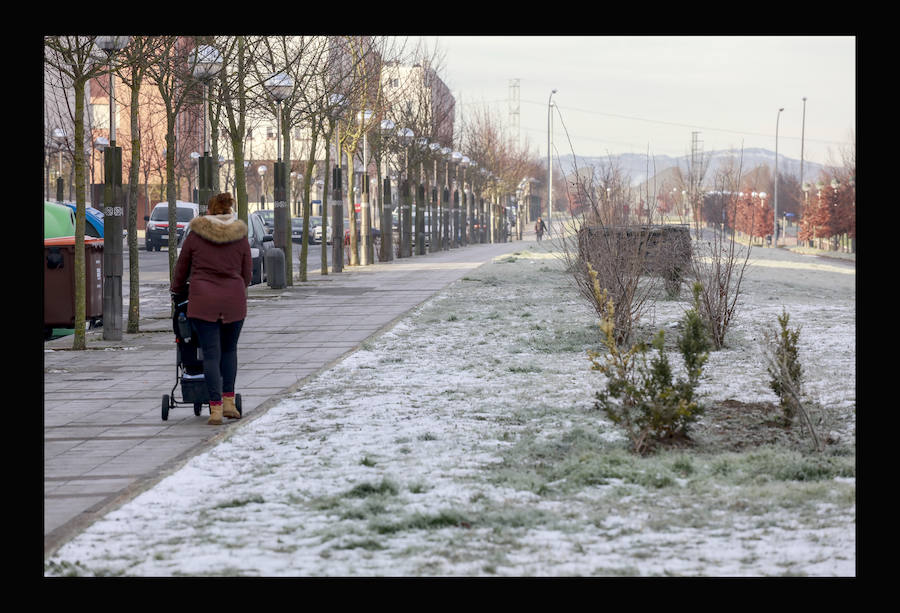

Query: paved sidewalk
[{"left": 44, "top": 238, "right": 529, "bottom": 557}]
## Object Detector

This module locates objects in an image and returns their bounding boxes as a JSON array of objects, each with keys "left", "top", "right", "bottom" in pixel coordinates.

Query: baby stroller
[{"left": 161, "top": 288, "right": 242, "bottom": 421}]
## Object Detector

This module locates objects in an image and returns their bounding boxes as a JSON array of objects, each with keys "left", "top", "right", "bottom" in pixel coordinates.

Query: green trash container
[
  {"left": 44, "top": 236, "right": 104, "bottom": 338},
  {"left": 44, "top": 201, "right": 76, "bottom": 239}
]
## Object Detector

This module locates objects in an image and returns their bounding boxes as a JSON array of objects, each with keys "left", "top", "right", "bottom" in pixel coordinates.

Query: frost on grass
[{"left": 45, "top": 243, "right": 855, "bottom": 577}]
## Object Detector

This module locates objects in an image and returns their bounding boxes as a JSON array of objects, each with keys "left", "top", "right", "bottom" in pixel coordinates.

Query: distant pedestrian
[
  {"left": 171, "top": 193, "right": 252, "bottom": 425},
  {"left": 535, "top": 216, "right": 547, "bottom": 242}
]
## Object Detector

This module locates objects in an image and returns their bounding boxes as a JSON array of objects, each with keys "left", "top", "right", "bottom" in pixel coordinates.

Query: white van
[{"left": 144, "top": 201, "right": 199, "bottom": 251}]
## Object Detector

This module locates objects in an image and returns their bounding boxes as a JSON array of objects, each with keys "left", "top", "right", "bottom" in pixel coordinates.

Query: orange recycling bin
[{"left": 44, "top": 236, "right": 104, "bottom": 331}]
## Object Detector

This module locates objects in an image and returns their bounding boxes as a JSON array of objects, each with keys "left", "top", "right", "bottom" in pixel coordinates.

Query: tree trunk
[
  {"left": 299, "top": 129, "right": 318, "bottom": 283},
  {"left": 127, "top": 70, "right": 142, "bottom": 333},
  {"left": 322, "top": 142, "right": 331, "bottom": 275},
  {"left": 347, "top": 144, "right": 358, "bottom": 266},
  {"left": 72, "top": 79, "right": 87, "bottom": 350},
  {"left": 165, "top": 124, "right": 177, "bottom": 283}
]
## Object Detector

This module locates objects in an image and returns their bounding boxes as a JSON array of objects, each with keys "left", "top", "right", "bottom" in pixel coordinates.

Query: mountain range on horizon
[{"left": 558, "top": 148, "right": 836, "bottom": 187}]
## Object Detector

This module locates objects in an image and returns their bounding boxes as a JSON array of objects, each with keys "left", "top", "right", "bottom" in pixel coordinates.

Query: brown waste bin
[{"left": 44, "top": 237, "right": 104, "bottom": 333}]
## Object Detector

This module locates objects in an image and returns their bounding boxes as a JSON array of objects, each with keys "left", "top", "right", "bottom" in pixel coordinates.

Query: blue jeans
[{"left": 190, "top": 318, "right": 244, "bottom": 403}]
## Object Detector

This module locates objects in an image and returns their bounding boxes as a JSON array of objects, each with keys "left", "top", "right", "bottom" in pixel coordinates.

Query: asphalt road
[{"left": 123, "top": 238, "right": 334, "bottom": 284}]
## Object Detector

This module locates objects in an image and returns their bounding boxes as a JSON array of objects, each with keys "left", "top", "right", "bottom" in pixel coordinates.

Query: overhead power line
[{"left": 520, "top": 98, "right": 849, "bottom": 147}]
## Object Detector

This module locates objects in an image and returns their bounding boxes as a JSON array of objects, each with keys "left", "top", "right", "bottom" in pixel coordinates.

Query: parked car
[
  {"left": 291, "top": 217, "right": 315, "bottom": 243},
  {"left": 144, "top": 201, "right": 199, "bottom": 251},
  {"left": 256, "top": 209, "right": 275, "bottom": 235},
  {"left": 313, "top": 222, "right": 333, "bottom": 245},
  {"left": 247, "top": 211, "right": 275, "bottom": 285},
  {"left": 176, "top": 211, "right": 273, "bottom": 286},
  {"left": 308, "top": 216, "right": 333, "bottom": 245}
]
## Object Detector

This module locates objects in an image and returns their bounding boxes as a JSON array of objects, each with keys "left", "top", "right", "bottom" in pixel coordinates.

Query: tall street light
[
  {"left": 460, "top": 155, "right": 471, "bottom": 246},
  {"left": 53, "top": 128, "right": 68, "bottom": 202},
  {"left": 95, "top": 35, "right": 130, "bottom": 342},
  {"left": 257, "top": 164, "right": 267, "bottom": 208},
  {"left": 398, "top": 127, "right": 414, "bottom": 258},
  {"left": 358, "top": 109, "right": 375, "bottom": 265},
  {"left": 415, "top": 137, "right": 429, "bottom": 255},
  {"left": 429, "top": 143, "right": 442, "bottom": 251},
  {"left": 441, "top": 147, "right": 452, "bottom": 250},
  {"left": 451, "top": 151, "right": 462, "bottom": 247},
  {"left": 328, "top": 93, "right": 347, "bottom": 274},
  {"left": 774, "top": 106, "right": 784, "bottom": 246},
  {"left": 799, "top": 97, "right": 807, "bottom": 191},
  {"left": 379, "top": 118, "right": 395, "bottom": 262},
  {"left": 547, "top": 89, "right": 557, "bottom": 233},
  {"left": 265, "top": 71, "right": 293, "bottom": 281},
  {"left": 191, "top": 45, "right": 222, "bottom": 215}
]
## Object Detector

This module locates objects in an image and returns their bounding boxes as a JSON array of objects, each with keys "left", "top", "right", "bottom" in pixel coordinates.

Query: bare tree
[
  {"left": 44, "top": 36, "right": 107, "bottom": 350},
  {"left": 251, "top": 35, "right": 330, "bottom": 282},
  {"left": 208, "top": 35, "right": 267, "bottom": 225},
  {"left": 460, "top": 103, "right": 534, "bottom": 243},
  {"left": 690, "top": 148, "right": 753, "bottom": 350},
  {"left": 114, "top": 35, "right": 164, "bottom": 332},
  {"left": 144, "top": 36, "right": 205, "bottom": 280},
  {"left": 557, "top": 156, "right": 662, "bottom": 347}
]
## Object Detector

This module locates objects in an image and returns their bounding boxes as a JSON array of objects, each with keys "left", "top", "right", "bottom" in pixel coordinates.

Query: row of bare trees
[{"left": 44, "top": 35, "right": 543, "bottom": 350}]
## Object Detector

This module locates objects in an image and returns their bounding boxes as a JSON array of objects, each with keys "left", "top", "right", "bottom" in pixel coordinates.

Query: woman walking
[
  {"left": 535, "top": 216, "right": 547, "bottom": 242},
  {"left": 171, "top": 193, "right": 252, "bottom": 425}
]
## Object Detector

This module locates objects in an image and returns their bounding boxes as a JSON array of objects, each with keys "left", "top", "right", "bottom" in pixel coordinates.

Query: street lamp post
[
  {"left": 460, "top": 155, "right": 470, "bottom": 246},
  {"left": 94, "top": 137, "right": 108, "bottom": 200},
  {"left": 191, "top": 45, "right": 222, "bottom": 216},
  {"left": 450, "top": 151, "right": 462, "bottom": 247},
  {"left": 265, "top": 72, "right": 293, "bottom": 282},
  {"left": 441, "top": 147, "right": 452, "bottom": 250},
  {"left": 257, "top": 164, "right": 267, "bottom": 209},
  {"left": 53, "top": 128, "right": 68, "bottom": 202},
  {"left": 802, "top": 181, "right": 811, "bottom": 248},
  {"left": 547, "top": 89, "right": 557, "bottom": 232},
  {"left": 95, "top": 35, "right": 130, "bottom": 342},
  {"left": 328, "top": 94, "right": 347, "bottom": 274},
  {"left": 378, "top": 119, "right": 395, "bottom": 262},
  {"left": 774, "top": 106, "right": 784, "bottom": 246},
  {"left": 358, "top": 110, "right": 374, "bottom": 265},
  {"left": 398, "top": 127, "right": 414, "bottom": 257},
  {"left": 429, "top": 143, "right": 442, "bottom": 251},
  {"left": 415, "top": 137, "right": 429, "bottom": 255}
]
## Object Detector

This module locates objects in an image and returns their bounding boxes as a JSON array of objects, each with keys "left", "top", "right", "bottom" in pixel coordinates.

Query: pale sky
[{"left": 419, "top": 35, "right": 855, "bottom": 167}]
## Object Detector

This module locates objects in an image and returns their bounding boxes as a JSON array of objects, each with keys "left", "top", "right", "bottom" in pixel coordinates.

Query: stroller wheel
[
  {"left": 236, "top": 393, "right": 243, "bottom": 416},
  {"left": 193, "top": 402, "right": 202, "bottom": 416},
  {"left": 161, "top": 394, "right": 170, "bottom": 421}
]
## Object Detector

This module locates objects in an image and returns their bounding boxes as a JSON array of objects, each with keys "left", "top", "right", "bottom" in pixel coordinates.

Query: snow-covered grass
[{"left": 44, "top": 239, "right": 855, "bottom": 577}]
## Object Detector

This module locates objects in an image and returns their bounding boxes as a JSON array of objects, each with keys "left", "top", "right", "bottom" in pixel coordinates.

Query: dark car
[
  {"left": 291, "top": 217, "right": 315, "bottom": 243},
  {"left": 248, "top": 211, "right": 275, "bottom": 285},
  {"left": 145, "top": 201, "right": 199, "bottom": 251},
  {"left": 256, "top": 209, "right": 275, "bottom": 235}
]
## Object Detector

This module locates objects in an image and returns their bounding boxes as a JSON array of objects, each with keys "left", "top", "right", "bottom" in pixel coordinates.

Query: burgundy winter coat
[{"left": 171, "top": 214, "right": 252, "bottom": 323}]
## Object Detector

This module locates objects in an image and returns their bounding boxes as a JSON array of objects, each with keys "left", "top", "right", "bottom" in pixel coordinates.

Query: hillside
[{"left": 559, "top": 149, "right": 833, "bottom": 188}]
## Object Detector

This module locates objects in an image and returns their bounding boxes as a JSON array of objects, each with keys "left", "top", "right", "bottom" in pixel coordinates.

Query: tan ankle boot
[
  {"left": 223, "top": 394, "right": 240, "bottom": 419},
  {"left": 208, "top": 401, "right": 223, "bottom": 425}
]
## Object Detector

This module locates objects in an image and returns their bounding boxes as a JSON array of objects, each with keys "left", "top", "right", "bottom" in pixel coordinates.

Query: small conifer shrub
[
  {"left": 587, "top": 268, "right": 710, "bottom": 454},
  {"left": 766, "top": 308, "right": 804, "bottom": 423}
]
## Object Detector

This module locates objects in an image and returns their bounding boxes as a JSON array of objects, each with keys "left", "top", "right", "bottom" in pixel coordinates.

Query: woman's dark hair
[{"left": 208, "top": 193, "right": 234, "bottom": 216}]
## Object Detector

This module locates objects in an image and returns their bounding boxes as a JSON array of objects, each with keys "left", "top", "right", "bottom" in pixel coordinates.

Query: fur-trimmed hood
[{"left": 188, "top": 213, "right": 248, "bottom": 244}]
